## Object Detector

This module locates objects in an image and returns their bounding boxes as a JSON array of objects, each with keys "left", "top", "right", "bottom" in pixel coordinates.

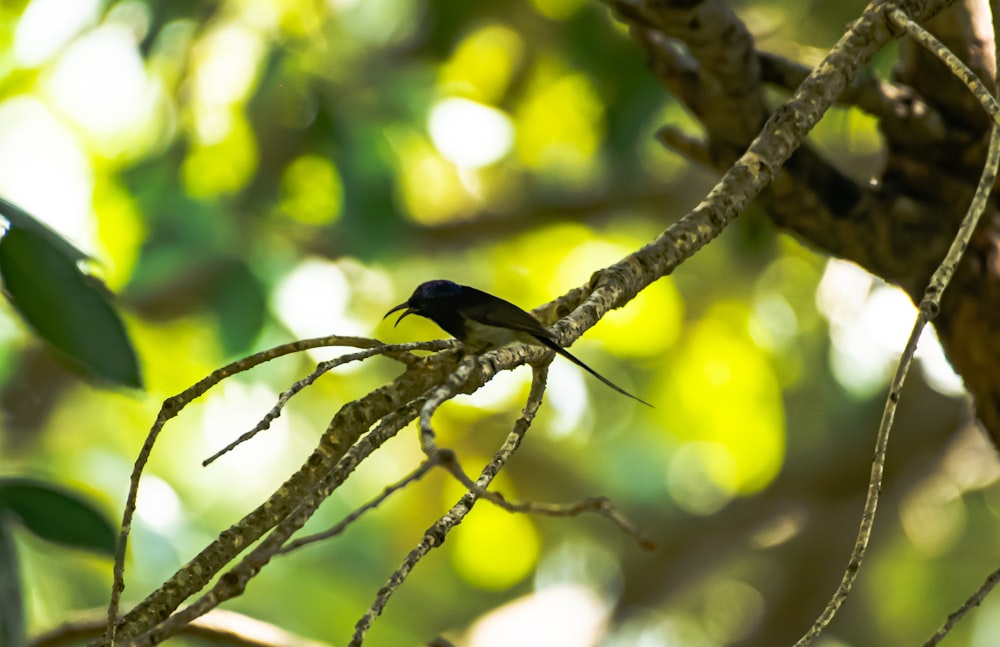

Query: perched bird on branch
[{"left": 385, "top": 280, "right": 652, "bottom": 407}]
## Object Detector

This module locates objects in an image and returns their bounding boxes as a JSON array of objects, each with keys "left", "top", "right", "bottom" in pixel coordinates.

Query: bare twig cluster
[{"left": 98, "top": 338, "right": 647, "bottom": 645}]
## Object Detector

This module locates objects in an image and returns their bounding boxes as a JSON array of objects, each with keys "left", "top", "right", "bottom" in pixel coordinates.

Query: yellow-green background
[{"left": 1, "top": 0, "right": 996, "bottom": 645}]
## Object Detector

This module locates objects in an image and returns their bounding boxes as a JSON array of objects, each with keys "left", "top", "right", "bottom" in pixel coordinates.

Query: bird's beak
[{"left": 383, "top": 302, "right": 415, "bottom": 327}]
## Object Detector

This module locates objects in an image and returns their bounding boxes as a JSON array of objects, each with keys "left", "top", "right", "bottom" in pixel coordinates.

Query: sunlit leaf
[
  {"left": 0, "top": 226, "right": 143, "bottom": 388},
  {"left": 0, "top": 478, "right": 116, "bottom": 555}
]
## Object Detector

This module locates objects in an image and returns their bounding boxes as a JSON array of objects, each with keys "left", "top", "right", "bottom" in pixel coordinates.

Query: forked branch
[{"left": 793, "top": 5, "right": 1000, "bottom": 645}]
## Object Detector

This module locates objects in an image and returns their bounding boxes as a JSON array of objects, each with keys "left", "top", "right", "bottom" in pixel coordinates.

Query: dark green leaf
[
  {"left": 0, "top": 226, "right": 143, "bottom": 388},
  {"left": 0, "top": 516, "right": 25, "bottom": 647},
  {"left": 0, "top": 198, "right": 88, "bottom": 263},
  {"left": 0, "top": 478, "right": 116, "bottom": 555}
]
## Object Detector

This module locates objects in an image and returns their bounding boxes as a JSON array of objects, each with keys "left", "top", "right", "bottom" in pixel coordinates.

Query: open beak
[{"left": 383, "top": 302, "right": 415, "bottom": 327}]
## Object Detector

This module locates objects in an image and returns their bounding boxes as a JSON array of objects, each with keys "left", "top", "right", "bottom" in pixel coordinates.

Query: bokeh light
[
  {"left": 429, "top": 97, "right": 514, "bottom": 169},
  {"left": 0, "top": 97, "right": 94, "bottom": 253},
  {"left": 817, "top": 259, "right": 964, "bottom": 397},
  {"left": 0, "top": 2, "right": 992, "bottom": 646}
]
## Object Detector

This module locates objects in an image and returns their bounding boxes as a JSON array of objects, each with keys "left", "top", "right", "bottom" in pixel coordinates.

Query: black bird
[{"left": 384, "top": 280, "right": 652, "bottom": 407}]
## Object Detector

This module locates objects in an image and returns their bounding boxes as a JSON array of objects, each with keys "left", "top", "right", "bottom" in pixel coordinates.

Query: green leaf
[
  {"left": 0, "top": 516, "right": 25, "bottom": 647},
  {"left": 0, "top": 225, "right": 143, "bottom": 388},
  {"left": 0, "top": 478, "right": 116, "bottom": 555},
  {"left": 0, "top": 198, "right": 89, "bottom": 263}
]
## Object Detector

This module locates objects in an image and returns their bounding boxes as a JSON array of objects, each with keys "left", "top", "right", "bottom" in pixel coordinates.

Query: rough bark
[{"left": 616, "top": 0, "right": 1000, "bottom": 447}]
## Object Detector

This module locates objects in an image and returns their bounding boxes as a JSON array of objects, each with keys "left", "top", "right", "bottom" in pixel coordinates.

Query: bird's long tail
[{"left": 536, "top": 337, "right": 653, "bottom": 408}]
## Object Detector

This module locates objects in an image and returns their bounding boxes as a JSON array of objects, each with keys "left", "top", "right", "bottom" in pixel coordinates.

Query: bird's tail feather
[{"left": 536, "top": 337, "right": 653, "bottom": 407}]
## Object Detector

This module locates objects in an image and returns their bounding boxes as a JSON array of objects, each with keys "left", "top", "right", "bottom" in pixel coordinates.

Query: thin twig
[
  {"left": 417, "top": 354, "right": 482, "bottom": 455},
  {"left": 757, "top": 50, "right": 946, "bottom": 140},
  {"left": 887, "top": 7, "right": 1000, "bottom": 126},
  {"left": 793, "top": 8, "right": 1000, "bottom": 644},
  {"left": 277, "top": 458, "right": 438, "bottom": 554},
  {"left": 105, "top": 346, "right": 462, "bottom": 644},
  {"left": 103, "top": 335, "right": 388, "bottom": 644},
  {"left": 412, "top": 346, "right": 651, "bottom": 548},
  {"left": 203, "top": 340, "right": 450, "bottom": 466},
  {"left": 433, "top": 450, "right": 655, "bottom": 550},
  {"left": 350, "top": 365, "right": 550, "bottom": 647},
  {"left": 919, "top": 4, "right": 1000, "bottom": 643},
  {"left": 922, "top": 565, "right": 1000, "bottom": 647},
  {"left": 125, "top": 398, "right": 428, "bottom": 645}
]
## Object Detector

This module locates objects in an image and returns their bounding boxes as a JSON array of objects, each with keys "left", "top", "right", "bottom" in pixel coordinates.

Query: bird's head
[{"left": 383, "top": 280, "right": 462, "bottom": 326}]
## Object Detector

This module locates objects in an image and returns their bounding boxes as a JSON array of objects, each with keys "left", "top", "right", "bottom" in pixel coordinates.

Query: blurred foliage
[{"left": 0, "top": 0, "right": 995, "bottom": 646}]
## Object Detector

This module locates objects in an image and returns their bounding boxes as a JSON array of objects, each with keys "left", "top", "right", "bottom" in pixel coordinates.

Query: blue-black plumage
[{"left": 385, "top": 280, "right": 652, "bottom": 407}]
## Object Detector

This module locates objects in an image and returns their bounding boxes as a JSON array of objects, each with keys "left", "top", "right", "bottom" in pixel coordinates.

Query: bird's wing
[
  {"left": 458, "top": 287, "right": 653, "bottom": 407},
  {"left": 456, "top": 286, "right": 558, "bottom": 342}
]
